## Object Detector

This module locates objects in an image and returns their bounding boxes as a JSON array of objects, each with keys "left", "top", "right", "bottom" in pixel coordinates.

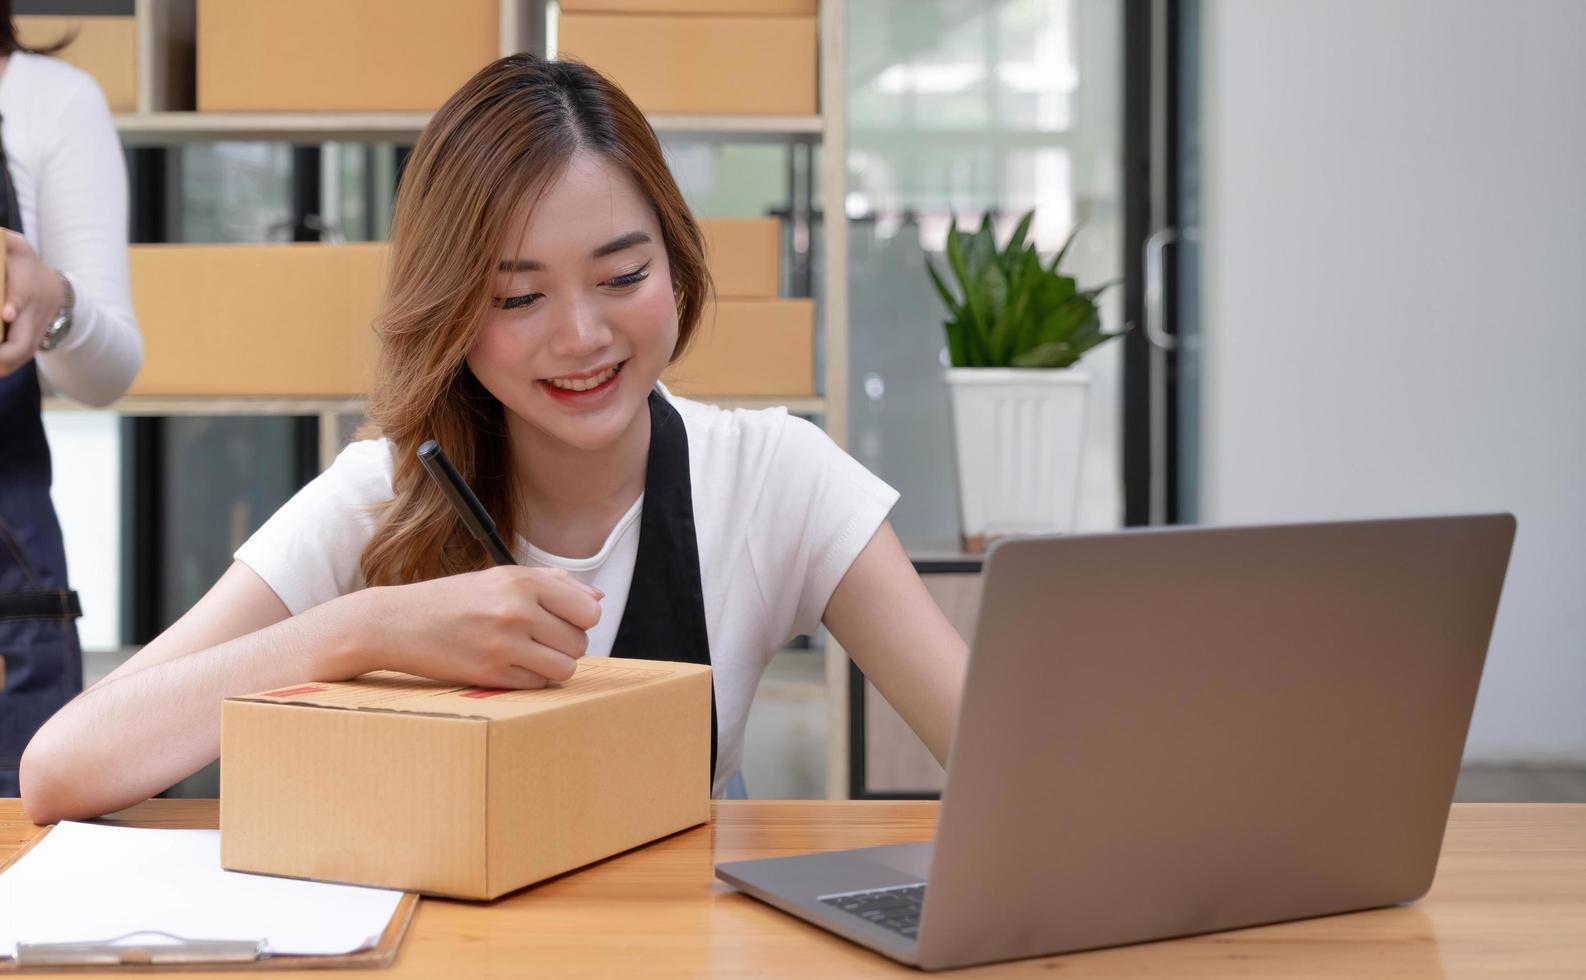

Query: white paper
[{"left": 0, "top": 821, "right": 404, "bottom": 958}]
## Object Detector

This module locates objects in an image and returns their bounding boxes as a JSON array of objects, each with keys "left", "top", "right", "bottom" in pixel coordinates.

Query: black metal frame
[
  {"left": 1122, "top": 0, "right": 1184, "bottom": 527},
  {"left": 123, "top": 147, "right": 171, "bottom": 644}
]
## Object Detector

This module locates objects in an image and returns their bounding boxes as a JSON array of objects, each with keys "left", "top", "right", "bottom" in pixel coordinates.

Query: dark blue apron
[
  {"left": 0, "top": 118, "right": 84, "bottom": 796},
  {"left": 608, "top": 391, "right": 720, "bottom": 789}
]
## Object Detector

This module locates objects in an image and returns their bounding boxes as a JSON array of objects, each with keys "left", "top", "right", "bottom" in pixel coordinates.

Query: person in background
[{"left": 0, "top": 6, "right": 143, "bottom": 796}]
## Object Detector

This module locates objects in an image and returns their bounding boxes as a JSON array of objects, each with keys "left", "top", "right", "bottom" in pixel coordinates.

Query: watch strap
[{"left": 39, "top": 269, "right": 74, "bottom": 352}]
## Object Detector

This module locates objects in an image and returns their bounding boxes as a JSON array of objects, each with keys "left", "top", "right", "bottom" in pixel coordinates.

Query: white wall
[
  {"left": 1200, "top": 0, "right": 1586, "bottom": 763},
  {"left": 39, "top": 412, "right": 121, "bottom": 654}
]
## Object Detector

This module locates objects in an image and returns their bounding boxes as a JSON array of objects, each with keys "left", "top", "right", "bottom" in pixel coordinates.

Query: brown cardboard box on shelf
[
  {"left": 221, "top": 658, "right": 712, "bottom": 900},
  {"left": 130, "top": 233, "right": 792, "bottom": 400},
  {"left": 15, "top": 16, "right": 137, "bottom": 112},
  {"left": 560, "top": 0, "right": 815, "bottom": 13},
  {"left": 558, "top": 14, "right": 817, "bottom": 116},
  {"left": 701, "top": 218, "right": 781, "bottom": 298},
  {"left": 195, "top": 0, "right": 497, "bottom": 112},
  {"left": 666, "top": 299, "right": 814, "bottom": 397},
  {"left": 129, "top": 244, "right": 385, "bottom": 398}
]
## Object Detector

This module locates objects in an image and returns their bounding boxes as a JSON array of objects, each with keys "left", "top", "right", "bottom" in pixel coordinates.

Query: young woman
[
  {"left": 19, "top": 54, "right": 967, "bottom": 822},
  {"left": 1, "top": 8, "right": 143, "bottom": 797}
]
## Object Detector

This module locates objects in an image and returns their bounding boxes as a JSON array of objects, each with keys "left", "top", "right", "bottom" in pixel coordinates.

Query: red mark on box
[
  {"left": 261, "top": 684, "right": 328, "bottom": 698},
  {"left": 461, "top": 688, "right": 511, "bottom": 699}
]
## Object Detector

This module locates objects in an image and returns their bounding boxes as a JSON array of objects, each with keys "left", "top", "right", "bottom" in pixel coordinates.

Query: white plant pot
[{"left": 944, "top": 367, "right": 1091, "bottom": 551}]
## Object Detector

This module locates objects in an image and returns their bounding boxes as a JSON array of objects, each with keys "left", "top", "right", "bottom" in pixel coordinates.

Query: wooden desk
[{"left": 3, "top": 801, "right": 1583, "bottom": 977}]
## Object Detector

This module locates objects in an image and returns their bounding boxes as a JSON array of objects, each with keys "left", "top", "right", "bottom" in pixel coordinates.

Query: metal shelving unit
[{"left": 104, "top": 0, "right": 846, "bottom": 453}]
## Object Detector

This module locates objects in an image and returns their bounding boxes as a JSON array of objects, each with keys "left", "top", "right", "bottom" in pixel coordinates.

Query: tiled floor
[
  {"left": 86, "top": 647, "right": 1586, "bottom": 803},
  {"left": 1453, "top": 766, "right": 1586, "bottom": 803},
  {"left": 740, "top": 649, "right": 828, "bottom": 799}
]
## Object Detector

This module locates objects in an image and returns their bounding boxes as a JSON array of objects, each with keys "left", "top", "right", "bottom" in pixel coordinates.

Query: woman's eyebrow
[
  {"left": 496, "top": 231, "right": 652, "bottom": 272},
  {"left": 591, "top": 230, "right": 652, "bottom": 259},
  {"left": 498, "top": 258, "right": 544, "bottom": 272}
]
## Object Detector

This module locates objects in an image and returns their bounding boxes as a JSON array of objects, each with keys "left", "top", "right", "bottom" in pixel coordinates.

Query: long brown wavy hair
[{"left": 360, "top": 54, "right": 711, "bottom": 587}]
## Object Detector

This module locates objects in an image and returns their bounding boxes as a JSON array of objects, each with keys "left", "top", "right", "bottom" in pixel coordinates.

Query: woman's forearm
[
  {"left": 18, "top": 595, "right": 371, "bottom": 825},
  {"left": 34, "top": 280, "right": 144, "bottom": 407},
  {"left": 823, "top": 522, "right": 971, "bottom": 767},
  {"left": 31, "top": 70, "right": 142, "bottom": 406}
]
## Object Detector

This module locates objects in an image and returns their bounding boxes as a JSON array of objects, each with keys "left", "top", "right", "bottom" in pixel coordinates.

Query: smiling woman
[{"left": 18, "top": 54, "right": 969, "bottom": 823}]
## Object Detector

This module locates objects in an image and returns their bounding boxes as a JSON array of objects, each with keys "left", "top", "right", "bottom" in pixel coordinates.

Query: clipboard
[{"left": 0, "top": 824, "right": 419, "bottom": 972}]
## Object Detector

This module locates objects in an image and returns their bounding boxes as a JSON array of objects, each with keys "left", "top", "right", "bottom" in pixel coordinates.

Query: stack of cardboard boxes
[
  {"left": 128, "top": 219, "right": 811, "bottom": 399},
  {"left": 664, "top": 219, "right": 814, "bottom": 398}
]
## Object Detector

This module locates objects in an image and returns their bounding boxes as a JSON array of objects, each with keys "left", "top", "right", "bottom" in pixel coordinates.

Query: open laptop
[{"left": 716, "top": 514, "right": 1516, "bottom": 970}]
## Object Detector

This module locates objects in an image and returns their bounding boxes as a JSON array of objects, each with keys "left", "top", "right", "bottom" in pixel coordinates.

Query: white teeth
[{"left": 547, "top": 365, "right": 618, "bottom": 392}]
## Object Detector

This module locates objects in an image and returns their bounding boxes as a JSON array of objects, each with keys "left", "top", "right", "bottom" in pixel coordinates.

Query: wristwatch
[{"left": 39, "top": 270, "right": 74, "bottom": 352}]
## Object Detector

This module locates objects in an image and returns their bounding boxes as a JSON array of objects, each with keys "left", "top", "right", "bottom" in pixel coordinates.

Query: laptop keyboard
[{"left": 819, "top": 884, "right": 927, "bottom": 939}]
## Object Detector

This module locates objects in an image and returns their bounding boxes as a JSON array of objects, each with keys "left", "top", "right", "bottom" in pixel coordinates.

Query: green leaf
[
  {"left": 925, "top": 256, "right": 959, "bottom": 315},
  {"left": 943, "top": 316, "right": 969, "bottom": 367},
  {"left": 1010, "top": 342, "right": 1075, "bottom": 369},
  {"left": 1044, "top": 271, "right": 1078, "bottom": 306},
  {"left": 1050, "top": 224, "right": 1082, "bottom": 273},
  {"left": 1081, "top": 277, "right": 1122, "bottom": 300},
  {"left": 1036, "top": 297, "right": 1092, "bottom": 347},
  {"left": 1065, "top": 313, "right": 1105, "bottom": 355},
  {"left": 951, "top": 256, "right": 989, "bottom": 364},
  {"left": 946, "top": 221, "right": 972, "bottom": 305},
  {"left": 978, "top": 263, "right": 1015, "bottom": 363},
  {"left": 1001, "top": 210, "right": 1035, "bottom": 273},
  {"left": 968, "top": 216, "right": 997, "bottom": 283}
]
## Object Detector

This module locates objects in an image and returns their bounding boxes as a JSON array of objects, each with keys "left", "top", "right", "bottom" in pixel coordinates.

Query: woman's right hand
[{"left": 337, "top": 566, "right": 603, "bottom": 689}]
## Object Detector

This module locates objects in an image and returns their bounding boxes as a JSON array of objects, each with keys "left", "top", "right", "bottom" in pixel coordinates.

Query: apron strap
[
  {"left": 0, "top": 111, "right": 21, "bottom": 234},
  {"left": 608, "top": 391, "right": 719, "bottom": 786},
  {"left": 0, "top": 589, "right": 82, "bottom": 623}
]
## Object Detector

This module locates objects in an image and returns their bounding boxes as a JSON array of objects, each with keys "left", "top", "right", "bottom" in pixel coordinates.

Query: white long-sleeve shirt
[{"left": 0, "top": 51, "right": 141, "bottom": 407}]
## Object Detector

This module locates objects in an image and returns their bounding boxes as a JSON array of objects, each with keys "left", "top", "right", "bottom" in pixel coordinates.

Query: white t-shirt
[
  {"left": 0, "top": 52, "right": 142, "bottom": 407},
  {"left": 235, "top": 388, "right": 899, "bottom": 797}
]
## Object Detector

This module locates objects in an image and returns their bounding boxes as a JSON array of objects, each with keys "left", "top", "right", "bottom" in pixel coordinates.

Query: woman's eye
[
  {"left": 499, "top": 293, "right": 542, "bottom": 311},
  {"left": 606, "top": 263, "right": 651, "bottom": 289}
]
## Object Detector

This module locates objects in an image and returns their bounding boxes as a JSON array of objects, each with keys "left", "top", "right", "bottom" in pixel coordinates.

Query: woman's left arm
[
  {"left": 822, "top": 520, "right": 969, "bottom": 765},
  {"left": 22, "top": 79, "right": 142, "bottom": 406}
]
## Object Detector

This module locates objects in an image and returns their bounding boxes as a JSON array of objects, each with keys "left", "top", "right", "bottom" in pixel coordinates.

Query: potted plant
[{"left": 926, "top": 211, "right": 1123, "bottom": 551}]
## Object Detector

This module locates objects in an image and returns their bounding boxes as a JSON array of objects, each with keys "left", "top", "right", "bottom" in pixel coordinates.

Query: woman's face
[{"left": 468, "top": 150, "right": 679, "bottom": 454}]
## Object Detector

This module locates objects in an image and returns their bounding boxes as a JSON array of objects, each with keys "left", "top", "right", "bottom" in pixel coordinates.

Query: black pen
[{"left": 417, "top": 440, "right": 517, "bottom": 566}]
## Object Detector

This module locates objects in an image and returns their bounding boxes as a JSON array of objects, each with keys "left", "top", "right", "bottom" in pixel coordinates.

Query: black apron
[
  {"left": 607, "top": 391, "right": 718, "bottom": 787},
  {"left": 0, "top": 117, "right": 84, "bottom": 796}
]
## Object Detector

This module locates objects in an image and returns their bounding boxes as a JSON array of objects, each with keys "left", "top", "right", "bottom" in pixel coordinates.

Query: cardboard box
[
  {"left": 560, "top": 0, "right": 815, "bottom": 13},
  {"left": 221, "top": 658, "right": 712, "bottom": 899},
  {"left": 15, "top": 16, "right": 137, "bottom": 112},
  {"left": 701, "top": 218, "right": 781, "bottom": 298},
  {"left": 130, "top": 235, "right": 792, "bottom": 399},
  {"left": 196, "top": 0, "right": 498, "bottom": 112},
  {"left": 129, "top": 244, "right": 384, "bottom": 397},
  {"left": 666, "top": 299, "right": 814, "bottom": 396},
  {"left": 558, "top": 14, "right": 817, "bottom": 116}
]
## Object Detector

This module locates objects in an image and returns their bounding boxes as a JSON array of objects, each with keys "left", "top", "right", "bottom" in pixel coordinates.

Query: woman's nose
[{"left": 548, "top": 298, "right": 612, "bottom": 358}]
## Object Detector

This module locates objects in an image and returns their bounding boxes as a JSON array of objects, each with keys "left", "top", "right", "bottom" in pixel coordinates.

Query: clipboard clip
[{"left": 16, "top": 931, "right": 266, "bottom": 967}]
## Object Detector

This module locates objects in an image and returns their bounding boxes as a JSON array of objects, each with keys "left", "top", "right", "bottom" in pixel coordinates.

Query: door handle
[{"left": 1144, "top": 227, "right": 1178, "bottom": 351}]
